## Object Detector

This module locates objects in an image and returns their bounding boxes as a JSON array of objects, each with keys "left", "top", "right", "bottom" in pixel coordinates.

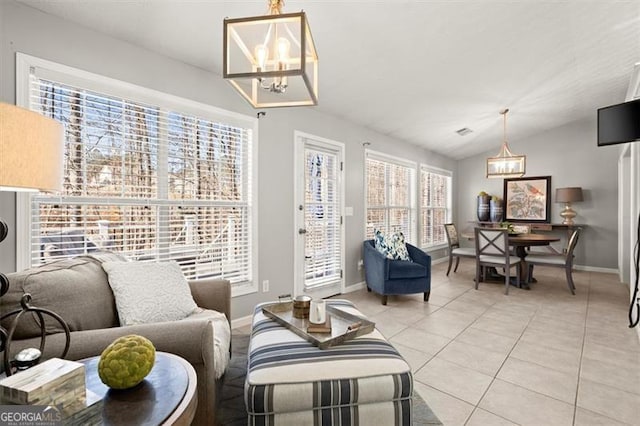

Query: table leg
[{"left": 515, "top": 246, "right": 531, "bottom": 290}]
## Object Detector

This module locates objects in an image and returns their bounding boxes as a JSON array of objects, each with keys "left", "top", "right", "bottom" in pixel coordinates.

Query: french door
[{"left": 294, "top": 132, "right": 344, "bottom": 299}]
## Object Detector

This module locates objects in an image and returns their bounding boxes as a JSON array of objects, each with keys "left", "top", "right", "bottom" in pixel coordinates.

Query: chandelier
[
  {"left": 486, "top": 108, "right": 526, "bottom": 178},
  {"left": 223, "top": 0, "right": 319, "bottom": 108}
]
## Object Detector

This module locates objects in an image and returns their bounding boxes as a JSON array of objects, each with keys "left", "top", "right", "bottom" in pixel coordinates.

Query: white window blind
[
  {"left": 365, "top": 151, "right": 416, "bottom": 242},
  {"left": 23, "top": 63, "right": 255, "bottom": 289},
  {"left": 421, "top": 166, "right": 452, "bottom": 247},
  {"left": 304, "top": 147, "right": 341, "bottom": 287}
]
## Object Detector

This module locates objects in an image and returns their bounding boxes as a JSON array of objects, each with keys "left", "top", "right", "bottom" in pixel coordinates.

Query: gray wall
[
  {"left": 457, "top": 118, "right": 619, "bottom": 269},
  {"left": 0, "top": 1, "right": 456, "bottom": 319}
]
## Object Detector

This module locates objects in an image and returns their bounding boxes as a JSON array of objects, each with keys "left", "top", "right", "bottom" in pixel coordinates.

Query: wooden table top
[{"left": 81, "top": 351, "right": 197, "bottom": 426}]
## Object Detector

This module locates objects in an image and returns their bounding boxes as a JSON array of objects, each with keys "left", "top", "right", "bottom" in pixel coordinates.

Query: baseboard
[
  {"left": 573, "top": 265, "right": 618, "bottom": 274},
  {"left": 231, "top": 314, "right": 253, "bottom": 329},
  {"left": 344, "top": 281, "right": 366, "bottom": 293},
  {"left": 431, "top": 256, "right": 448, "bottom": 265}
]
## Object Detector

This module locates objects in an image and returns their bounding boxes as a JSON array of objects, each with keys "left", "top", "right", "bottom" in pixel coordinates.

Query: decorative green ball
[{"left": 98, "top": 335, "right": 156, "bottom": 389}]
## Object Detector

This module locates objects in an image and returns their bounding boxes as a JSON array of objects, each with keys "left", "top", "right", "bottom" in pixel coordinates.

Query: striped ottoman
[{"left": 245, "top": 300, "right": 413, "bottom": 425}]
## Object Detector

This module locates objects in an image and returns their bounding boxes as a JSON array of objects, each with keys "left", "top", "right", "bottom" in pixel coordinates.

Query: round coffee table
[{"left": 81, "top": 351, "right": 197, "bottom": 426}]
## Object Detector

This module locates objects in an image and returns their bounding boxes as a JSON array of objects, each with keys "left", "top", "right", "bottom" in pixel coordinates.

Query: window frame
[
  {"left": 363, "top": 149, "right": 417, "bottom": 244},
  {"left": 419, "top": 164, "right": 453, "bottom": 250},
  {"left": 15, "top": 53, "right": 259, "bottom": 297}
]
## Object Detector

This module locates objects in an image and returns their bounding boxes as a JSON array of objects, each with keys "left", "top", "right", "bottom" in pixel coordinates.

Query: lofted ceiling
[{"left": 15, "top": 0, "right": 640, "bottom": 159}]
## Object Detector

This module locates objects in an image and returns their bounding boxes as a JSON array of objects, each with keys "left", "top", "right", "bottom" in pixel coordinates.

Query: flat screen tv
[{"left": 597, "top": 98, "right": 640, "bottom": 146}]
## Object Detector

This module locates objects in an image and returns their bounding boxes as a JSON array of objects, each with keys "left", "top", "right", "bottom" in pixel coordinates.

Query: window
[
  {"left": 365, "top": 151, "right": 416, "bottom": 242},
  {"left": 17, "top": 54, "right": 257, "bottom": 295},
  {"left": 420, "top": 166, "right": 452, "bottom": 248}
]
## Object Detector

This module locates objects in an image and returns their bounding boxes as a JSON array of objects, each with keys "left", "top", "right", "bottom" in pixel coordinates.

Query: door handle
[{"left": 298, "top": 228, "right": 307, "bottom": 234}]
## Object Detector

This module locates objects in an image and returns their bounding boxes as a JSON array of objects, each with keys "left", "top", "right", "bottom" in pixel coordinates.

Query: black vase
[
  {"left": 490, "top": 200, "right": 503, "bottom": 222},
  {"left": 477, "top": 195, "right": 490, "bottom": 222}
]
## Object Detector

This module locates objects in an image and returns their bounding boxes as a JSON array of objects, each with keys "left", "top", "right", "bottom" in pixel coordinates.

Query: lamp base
[{"left": 560, "top": 203, "right": 577, "bottom": 225}]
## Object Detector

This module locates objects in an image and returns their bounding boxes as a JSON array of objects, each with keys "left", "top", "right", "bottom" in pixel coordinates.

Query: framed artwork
[{"left": 503, "top": 176, "right": 552, "bottom": 223}]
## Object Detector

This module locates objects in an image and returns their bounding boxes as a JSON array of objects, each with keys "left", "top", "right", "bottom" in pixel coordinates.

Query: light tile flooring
[{"left": 333, "top": 259, "right": 640, "bottom": 425}]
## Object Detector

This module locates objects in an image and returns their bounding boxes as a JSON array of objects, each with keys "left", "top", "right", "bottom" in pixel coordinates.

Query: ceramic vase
[
  {"left": 477, "top": 195, "right": 490, "bottom": 222},
  {"left": 490, "top": 199, "right": 503, "bottom": 222}
]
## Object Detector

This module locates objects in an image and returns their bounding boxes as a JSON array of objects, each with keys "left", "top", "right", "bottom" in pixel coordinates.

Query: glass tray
[{"left": 261, "top": 301, "right": 375, "bottom": 349}]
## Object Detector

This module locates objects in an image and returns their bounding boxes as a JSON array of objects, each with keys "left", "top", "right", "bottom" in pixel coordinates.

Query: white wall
[
  {"left": 0, "top": 1, "right": 456, "bottom": 319},
  {"left": 457, "top": 118, "right": 620, "bottom": 270}
]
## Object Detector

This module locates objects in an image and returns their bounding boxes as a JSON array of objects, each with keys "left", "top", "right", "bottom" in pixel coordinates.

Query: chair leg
[
  {"left": 367, "top": 286, "right": 371, "bottom": 292},
  {"left": 424, "top": 291, "right": 430, "bottom": 302},
  {"left": 504, "top": 266, "right": 510, "bottom": 295},
  {"left": 382, "top": 295, "right": 388, "bottom": 305},
  {"left": 565, "top": 266, "right": 576, "bottom": 295},
  {"left": 475, "top": 263, "right": 480, "bottom": 290},
  {"left": 453, "top": 257, "right": 461, "bottom": 273},
  {"left": 446, "top": 254, "right": 453, "bottom": 276}
]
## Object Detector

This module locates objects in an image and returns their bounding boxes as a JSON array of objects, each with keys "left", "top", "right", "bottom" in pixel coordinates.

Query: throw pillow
[
  {"left": 102, "top": 261, "right": 198, "bottom": 326},
  {"left": 388, "top": 231, "right": 411, "bottom": 261},
  {"left": 373, "top": 229, "right": 411, "bottom": 261},
  {"left": 374, "top": 228, "right": 388, "bottom": 254}
]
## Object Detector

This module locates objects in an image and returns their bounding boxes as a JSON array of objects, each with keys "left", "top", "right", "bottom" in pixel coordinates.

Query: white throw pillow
[{"left": 102, "top": 261, "right": 198, "bottom": 326}]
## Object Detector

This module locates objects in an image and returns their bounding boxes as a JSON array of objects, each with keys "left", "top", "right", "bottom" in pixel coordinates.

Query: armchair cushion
[{"left": 388, "top": 261, "right": 428, "bottom": 280}]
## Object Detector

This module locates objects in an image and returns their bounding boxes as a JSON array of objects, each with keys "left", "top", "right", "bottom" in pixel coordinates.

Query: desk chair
[
  {"left": 474, "top": 228, "right": 522, "bottom": 295},
  {"left": 526, "top": 228, "right": 582, "bottom": 295},
  {"left": 444, "top": 223, "right": 476, "bottom": 276}
]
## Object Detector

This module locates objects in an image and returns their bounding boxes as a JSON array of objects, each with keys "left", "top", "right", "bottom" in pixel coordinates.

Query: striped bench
[{"left": 245, "top": 300, "right": 413, "bottom": 425}]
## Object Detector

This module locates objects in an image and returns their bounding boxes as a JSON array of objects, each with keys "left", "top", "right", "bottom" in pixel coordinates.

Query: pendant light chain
[
  {"left": 268, "top": 0, "right": 284, "bottom": 15},
  {"left": 501, "top": 108, "right": 510, "bottom": 157}
]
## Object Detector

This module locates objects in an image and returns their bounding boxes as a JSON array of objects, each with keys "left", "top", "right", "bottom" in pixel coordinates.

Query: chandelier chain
[{"left": 268, "top": 0, "right": 284, "bottom": 15}]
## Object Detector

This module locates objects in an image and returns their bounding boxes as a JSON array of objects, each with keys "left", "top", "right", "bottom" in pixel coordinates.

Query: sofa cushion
[
  {"left": 102, "top": 260, "right": 198, "bottom": 326},
  {"left": 388, "top": 260, "right": 427, "bottom": 280},
  {"left": 1, "top": 252, "right": 124, "bottom": 339}
]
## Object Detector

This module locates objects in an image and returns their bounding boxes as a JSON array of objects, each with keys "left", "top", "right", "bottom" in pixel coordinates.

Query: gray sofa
[{"left": 0, "top": 252, "right": 230, "bottom": 426}]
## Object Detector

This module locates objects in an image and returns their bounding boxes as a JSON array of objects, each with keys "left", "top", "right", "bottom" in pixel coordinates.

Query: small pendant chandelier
[
  {"left": 223, "top": 0, "right": 319, "bottom": 108},
  {"left": 486, "top": 108, "right": 526, "bottom": 178}
]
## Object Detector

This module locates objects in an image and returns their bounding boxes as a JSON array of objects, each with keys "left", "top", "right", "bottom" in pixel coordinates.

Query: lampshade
[
  {"left": 223, "top": 0, "right": 319, "bottom": 108},
  {"left": 0, "top": 103, "right": 64, "bottom": 193},
  {"left": 486, "top": 108, "right": 526, "bottom": 178},
  {"left": 555, "top": 187, "right": 583, "bottom": 203}
]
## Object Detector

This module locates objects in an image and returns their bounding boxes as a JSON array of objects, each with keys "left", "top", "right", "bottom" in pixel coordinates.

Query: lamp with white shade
[
  {"left": 555, "top": 187, "right": 584, "bottom": 225},
  {"left": 0, "top": 102, "right": 67, "bottom": 375}
]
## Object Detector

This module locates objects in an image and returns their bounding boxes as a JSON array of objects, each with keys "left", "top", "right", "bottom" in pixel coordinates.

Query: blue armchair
[{"left": 363, "top": 240, "right": 431, "bottom": 305}]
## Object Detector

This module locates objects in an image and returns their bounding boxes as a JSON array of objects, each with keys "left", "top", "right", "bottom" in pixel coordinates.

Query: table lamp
[
  {"left": 0, "top": 102, "right": 66, "bottom": 374},
  {"left": 555, "top": 187, "right": 583, "bottom": 225}
]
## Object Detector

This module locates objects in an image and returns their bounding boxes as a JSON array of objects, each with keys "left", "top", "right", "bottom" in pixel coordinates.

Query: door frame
[{"left": 293, "top": 131, "right": 345, "bottom": 298}]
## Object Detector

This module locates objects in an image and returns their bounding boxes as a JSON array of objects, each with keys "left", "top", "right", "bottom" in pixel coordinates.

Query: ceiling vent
[{"left": 456, "top": 127, "right": 473, "bottom": 136}]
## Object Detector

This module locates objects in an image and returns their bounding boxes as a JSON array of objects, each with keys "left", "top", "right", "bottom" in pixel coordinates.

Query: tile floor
[{"left": 332, "top": 259, "right": 640, "bottom": 425}]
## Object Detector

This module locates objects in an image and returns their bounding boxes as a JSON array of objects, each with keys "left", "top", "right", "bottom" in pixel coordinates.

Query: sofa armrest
[
  {"left": 407, "top": 244, "right": 432, "bottom": 272},
  {"left": 189, "top": 278, "right": 231, "bottom": 327}
]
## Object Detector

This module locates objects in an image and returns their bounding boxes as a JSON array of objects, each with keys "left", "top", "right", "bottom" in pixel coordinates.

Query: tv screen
[{"left": 597, "top": 98, "right": 640, "bottom": 146}]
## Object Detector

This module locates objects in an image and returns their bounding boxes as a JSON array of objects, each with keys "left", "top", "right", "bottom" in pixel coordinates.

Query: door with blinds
[{"left": 294, "top": 133, "right": 344, "bottom": 299}]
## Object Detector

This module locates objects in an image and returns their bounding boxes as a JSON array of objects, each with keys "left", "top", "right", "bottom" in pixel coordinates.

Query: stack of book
[{"left": 0, "top": 358, "right": 103, "bottom": 425}]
